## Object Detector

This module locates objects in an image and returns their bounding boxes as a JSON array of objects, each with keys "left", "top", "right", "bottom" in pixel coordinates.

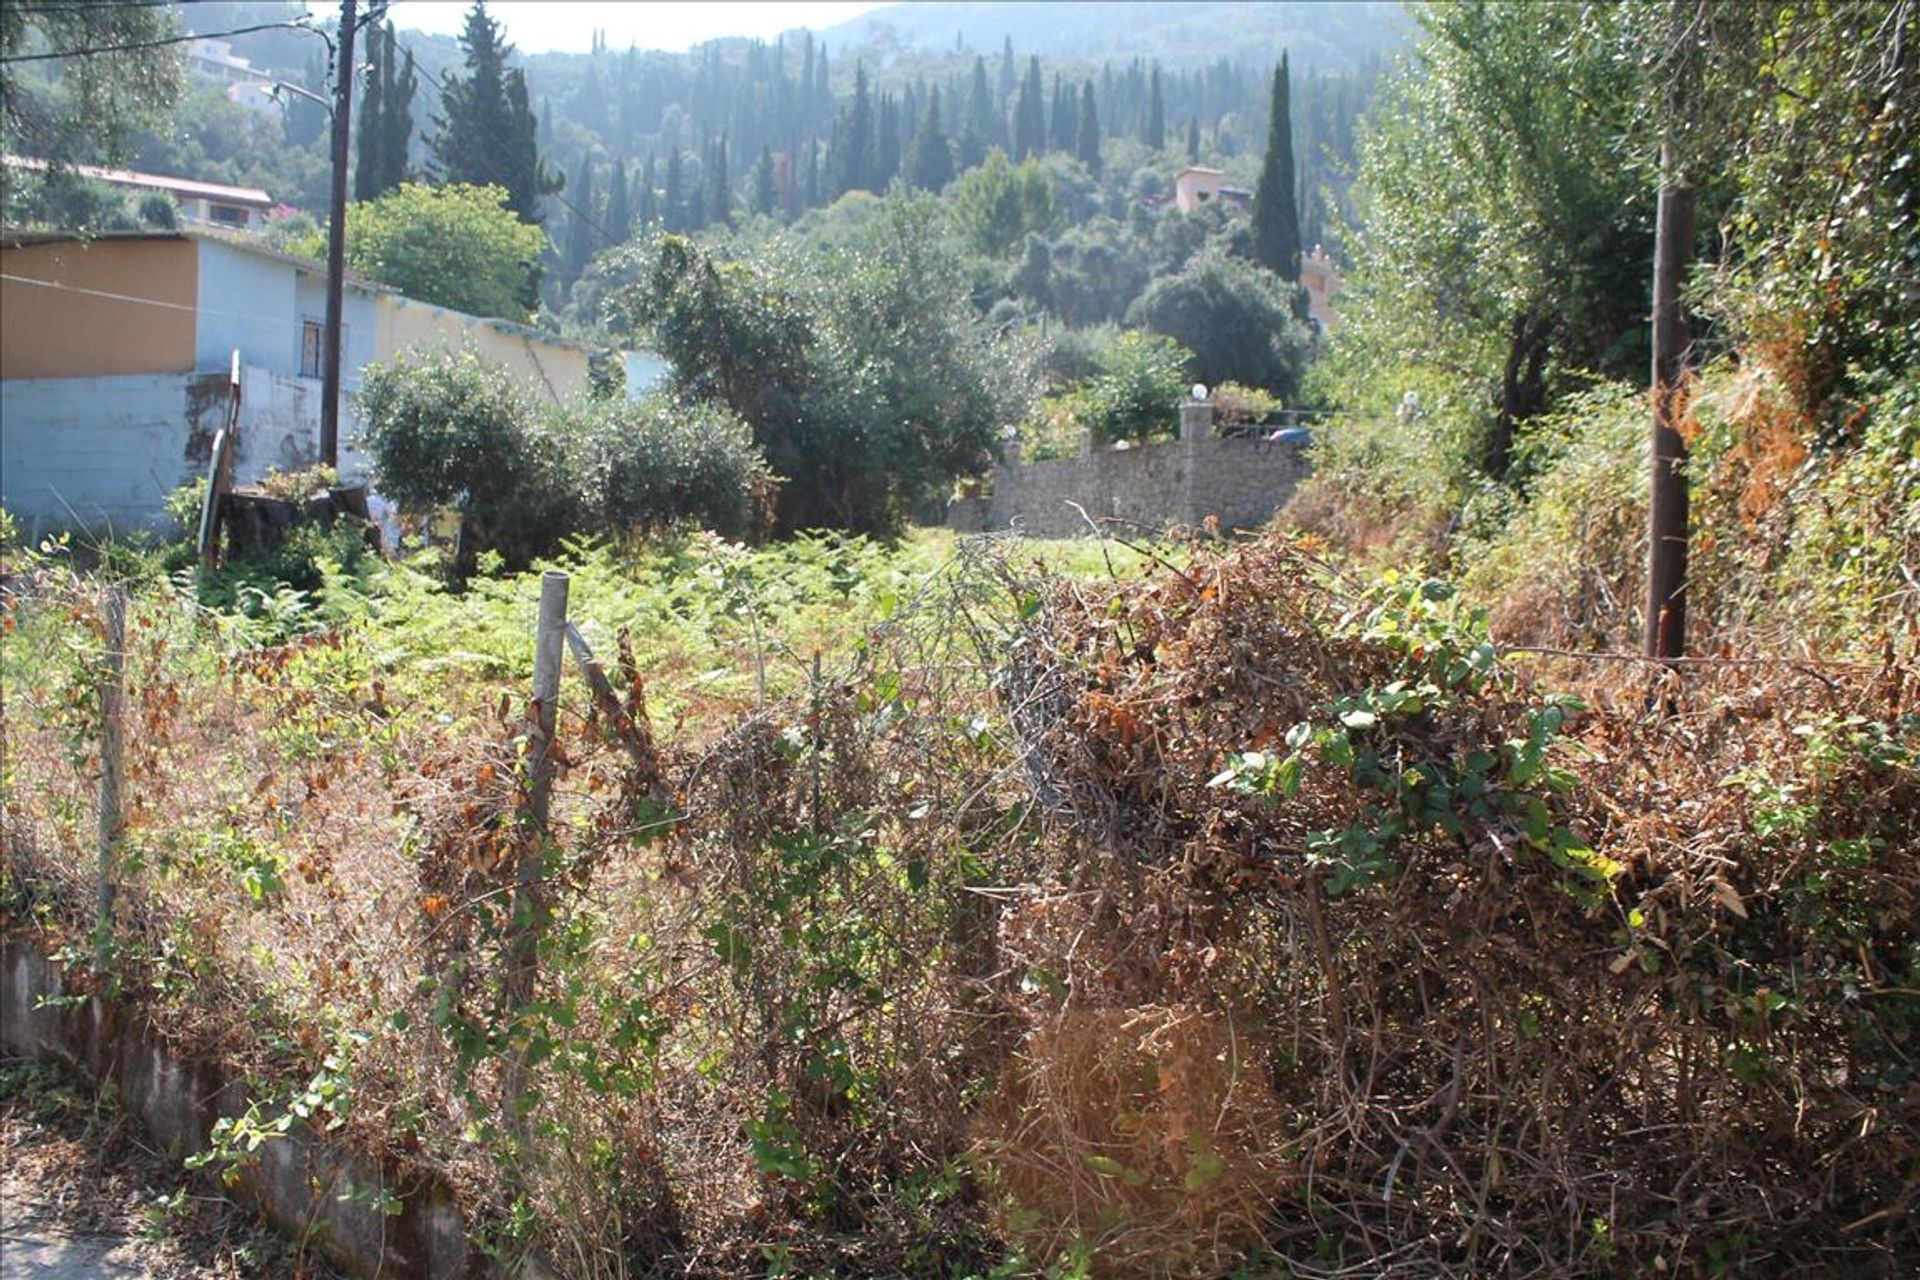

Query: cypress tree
[
  {"left": 1076, "top": 80, "right": 1101, "bottom": 175},
  {"left": 353, "top": 26, "right": 385, "bottom": 201},
  {"left": 1052, "top": 73, "right": 1078, "bottom": 154},
  {"left": 875, "top": 92, "right": 900, "bottom": 189},
  {"left": 907, "top": 87, "right": 953, "bottom": 192},
  {"left": 1250, "top": 53, "right": 1302, "bottom": 280},
  {"left": 606, "top": 157, "right": 631, "bottom": 245},
  {"left": 434, "top": 3, "right": 511, "bottom": 193},
  {"left": 961, "top": 56, "right": 994, "bottom": 169},
  {"left": 637, "top": 152, "right": 658, "bottom": 227},
  {"left": 785, "top": 129, "right": 803, "bottom": 216},
  {"left": 837, "top": 61, "right": 872, "bottom": 194},
  {"left": 432, "top": 2, "right": 557, "bottom": 223},
  {"left": 997, "top": 37, "right": 1015, "bottom": 106},
  {"left": 502, "top": 67, "right": 560, "bottom": 222},
  {"left": 1187, "top": 115, "right": 1200, "bottom": 162},
  {"left": 707, "top": 135, "right": 730, "bottom": 225},
  {"left": 565, "top": 155, "right": 597, "bottom": 282},
  {"left": 752, "top": 143, "right": 775, "bottom": 217},
  {"left": 382, "top": 34, "right": 416, "bottom": 193},
  {"left": 1013, "top": 56, "right": 1044, "bottom": 160},
  {"left": 663, "top": 148, "right": 684, "bottom": 230},
  {"left": 1144, "top": 65, "right": 1165, "bottom": 150},
  {"left": 800, "top": 35, "right": 815, "bottom": 127}
]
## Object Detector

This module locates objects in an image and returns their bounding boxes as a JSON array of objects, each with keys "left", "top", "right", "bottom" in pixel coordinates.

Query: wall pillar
[
  {"left": 1178, "top": 396, "right": 1211, "bottom": 529},
  {"left": 1179, "top": 398, "right": 1213, "bottom": 441}
]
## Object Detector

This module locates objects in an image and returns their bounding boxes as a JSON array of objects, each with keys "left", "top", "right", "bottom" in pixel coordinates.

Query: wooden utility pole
[
  {"left": 1646, "top": 11, "right": 1696, "bottom": 662},
  {"left": 319, "top": 0, "right": 358, "bottom": 470}
]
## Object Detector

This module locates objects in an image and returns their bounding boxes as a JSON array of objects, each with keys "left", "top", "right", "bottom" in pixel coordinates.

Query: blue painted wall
[
  {"left": 194, "top": 237, "right": 297, "bottom": 374},
  {"left": 1, "top": 374, "right": 222, "bottom": 533}
]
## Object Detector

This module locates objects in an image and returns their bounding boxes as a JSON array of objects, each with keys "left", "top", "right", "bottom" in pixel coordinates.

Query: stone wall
[{"left": 952, "top": 435, "right": 1310, "bottom": 538}]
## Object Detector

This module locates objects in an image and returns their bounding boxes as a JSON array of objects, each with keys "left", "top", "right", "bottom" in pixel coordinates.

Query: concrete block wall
[
  {"left": 2, "top": 366, "right": 365, "bottom": 536},
  {"left": 1, "top": 373, "right": 226, "bottom": 534},
  {"left": 957, "top": 435, "right": 1310, "bottom": 538}
]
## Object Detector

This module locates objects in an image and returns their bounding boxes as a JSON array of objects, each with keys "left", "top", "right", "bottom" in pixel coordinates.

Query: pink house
[{"left": 1172, "top": 166, "right": 1252, "bottom": 215}]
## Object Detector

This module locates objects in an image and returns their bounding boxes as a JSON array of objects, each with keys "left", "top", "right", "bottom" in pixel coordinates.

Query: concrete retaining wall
[
  {"left": 1, "top": 933, "right": 546, "bottom": 1280},
  {"left": 952, "top": 435, "right": 1310, "bottom": 539}
]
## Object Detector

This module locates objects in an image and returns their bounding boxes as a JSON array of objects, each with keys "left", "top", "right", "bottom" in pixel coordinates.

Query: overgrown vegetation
[
  {"left": 5, "top": 523, "right": 1913, "bottom": 1277},
  {"left": 613, "top": 196, "right": 1042, "bottom": 533},
  {"left": 6, "top": 3, "right": 1919, "bottom": 1277}
]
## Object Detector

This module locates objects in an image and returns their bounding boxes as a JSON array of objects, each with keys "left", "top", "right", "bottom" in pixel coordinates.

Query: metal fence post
[{"left": 504, "top": 570, "right": 568, "bottom": 1139}]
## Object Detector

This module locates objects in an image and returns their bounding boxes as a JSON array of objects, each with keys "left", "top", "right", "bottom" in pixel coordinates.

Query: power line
[
  {"left": 0, "top": 267, "right": 369, "bottom": 324},
  {"left": 0, "top": 20, "right": 322, "bottom": 64},
  {"left": 4, "top": 2, "right": 206, "bottom": 12}
]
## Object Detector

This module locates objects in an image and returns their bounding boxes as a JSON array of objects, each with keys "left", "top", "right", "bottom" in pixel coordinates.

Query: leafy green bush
[
  {"left": 346, "top": 183, "right": 547, "bottom": 322},
  {"left": 1028, "top": 330, "right": 1192, "bottom": 450},
  {"left": 1127, "top": 243, "right": 1310, "bottom": 398},
  {"left": 361, "top": 344, "right": 773, "bottom": 569},
  {"left": 1041, "top": 323, "right": 1121, "bottom": 386},
  {"left": 1085, "top": 331, "right": 1192, "bottom": 444},
  {"left": 135, "top": 191, "right": 178, "bottom": 229},
  {"left": 359, "top": 344, "right": 578, "bottom": 571},
  {"left": 563, "top": 395, "right": 770, "bottom": 540},
  {"left": 617, "top": 195, "right": 1040, "bottom": 533}
]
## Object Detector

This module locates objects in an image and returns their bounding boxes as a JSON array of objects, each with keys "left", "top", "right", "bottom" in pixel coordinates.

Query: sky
[{"left": 384, "top": 1, "right": 896, "bottom": 54}]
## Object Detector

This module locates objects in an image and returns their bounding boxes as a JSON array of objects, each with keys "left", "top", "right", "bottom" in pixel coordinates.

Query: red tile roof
[{"left": 4, "top": 156, "right": 272, "bottom": 208}]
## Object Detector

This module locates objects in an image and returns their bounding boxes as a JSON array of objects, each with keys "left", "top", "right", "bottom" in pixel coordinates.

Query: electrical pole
[
  {"left": 1645, "top": 3, "right": 1696, "bottom": 662},
  {"left": 320, "top": 0, "right": 358, "bottom": 471}
]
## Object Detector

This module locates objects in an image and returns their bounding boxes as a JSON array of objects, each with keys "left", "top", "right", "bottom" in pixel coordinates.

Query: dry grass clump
[{"left": 973, "top": 1004, "right": 1288, "bottom": 1277}]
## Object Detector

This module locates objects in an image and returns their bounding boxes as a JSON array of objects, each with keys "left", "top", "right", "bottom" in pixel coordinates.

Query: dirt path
[{"left": 1, "top": 1058, "right": 339, "bottom": 1280}]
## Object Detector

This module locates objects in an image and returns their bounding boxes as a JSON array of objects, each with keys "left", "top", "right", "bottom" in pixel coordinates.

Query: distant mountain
[{"left": 817, "top": 2, "right": 1413, "bottom": 71}]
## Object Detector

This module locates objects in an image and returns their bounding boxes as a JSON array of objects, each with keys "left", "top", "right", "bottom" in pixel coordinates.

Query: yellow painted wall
[
  {"left": 1, "top": 239, "right": 198, "bottom": 379},
  {"left": 375, "top": 294, "right": 591, "bottom": 404}
]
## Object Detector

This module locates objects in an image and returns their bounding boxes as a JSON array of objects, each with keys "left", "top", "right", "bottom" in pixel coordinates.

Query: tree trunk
[{"left": 1485, "top": 312, "right": 1550, "bottom": 480}]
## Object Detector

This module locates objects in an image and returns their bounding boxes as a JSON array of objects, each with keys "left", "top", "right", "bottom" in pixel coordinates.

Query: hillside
[{"left": 819, "top": 1, "right": 1411, "bottom": 71}]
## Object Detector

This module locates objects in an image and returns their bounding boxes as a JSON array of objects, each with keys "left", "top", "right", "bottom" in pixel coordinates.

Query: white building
[{"left": 186, "top": 38, "right": 269, "bottom": 86}]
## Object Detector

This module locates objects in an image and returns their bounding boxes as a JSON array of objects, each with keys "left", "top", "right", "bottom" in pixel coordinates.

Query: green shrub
[
  {"left": 1127, "top": 243, "right": 1311, "bottom": 398},
  {"left": 1041, "top": 324, "right": 1121, "bottom": 387},
  {"left": 136, "top": 191, "right": 178, "bottom": 229},
  {"left": 1019, "top": 330, "right": 1194, "bottom": 451},
  {"left": 359, "top": 344, "right": 581, "bottom": 571},
  {"left": 362, "top": 344, "right": 773, "bottom": 570},
  {"left": 564, "top": 395, "right": 771, "bottom": 540}
]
